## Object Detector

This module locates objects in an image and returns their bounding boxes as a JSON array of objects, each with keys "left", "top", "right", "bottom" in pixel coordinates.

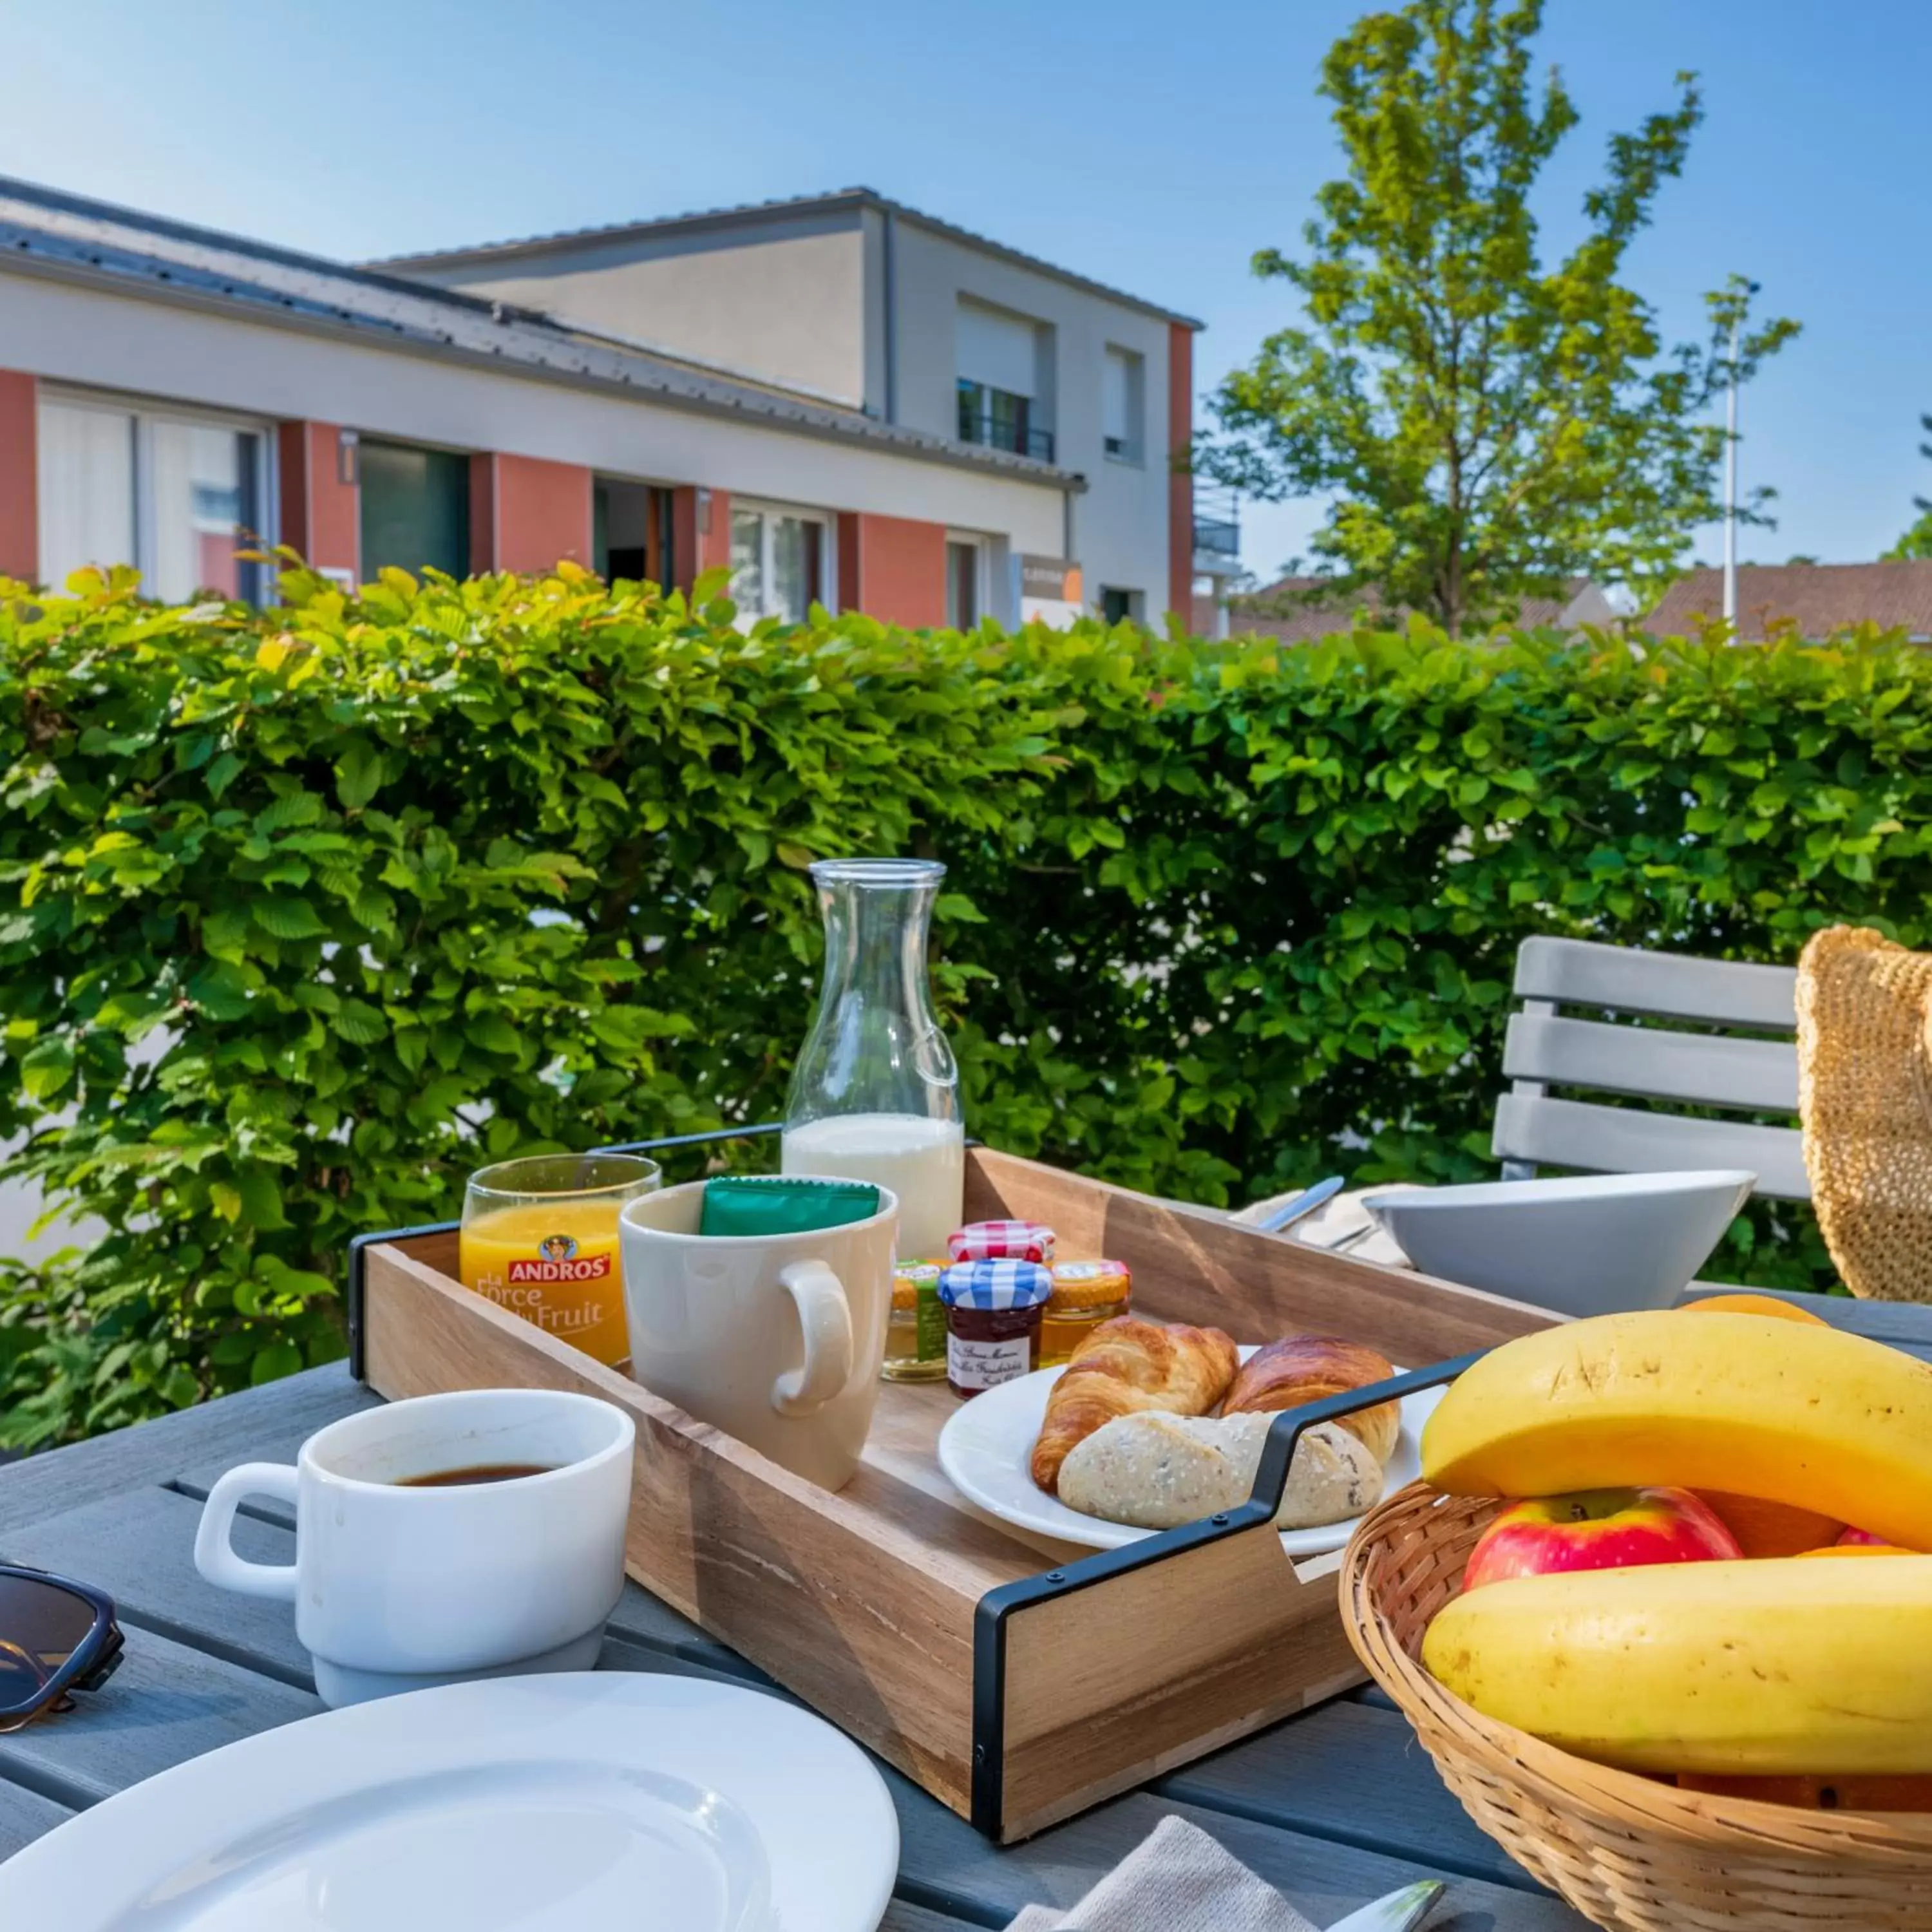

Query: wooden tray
[{"left": 348, "top": 1146, "right": 1553, "bottom": 1841}]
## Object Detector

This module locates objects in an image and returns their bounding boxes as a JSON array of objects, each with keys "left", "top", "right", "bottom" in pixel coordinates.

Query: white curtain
[{"left": 37, "top": 401, "right": 135, "bottom": 588}]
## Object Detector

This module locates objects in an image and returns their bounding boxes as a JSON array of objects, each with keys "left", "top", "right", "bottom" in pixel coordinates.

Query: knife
[
  {"left": 1253, "top": 1173, "right": 1346, "bottom": 1233},
  {"left": 1323, "top": 1879, "right": 1444, "bottom": 1932}
]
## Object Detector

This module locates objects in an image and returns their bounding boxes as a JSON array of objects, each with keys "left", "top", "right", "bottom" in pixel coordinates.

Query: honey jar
[
  {"left": 882, "top": 1260, "right": 947, "bottom": 1382},
  {"left": 1039, "top": 1258, "right": 1133, "bottom": 1366}
]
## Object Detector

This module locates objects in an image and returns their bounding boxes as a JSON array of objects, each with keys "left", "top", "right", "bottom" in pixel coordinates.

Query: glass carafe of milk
[{"left": 781, "top": 858, "right": 964, "bottom": 1258}]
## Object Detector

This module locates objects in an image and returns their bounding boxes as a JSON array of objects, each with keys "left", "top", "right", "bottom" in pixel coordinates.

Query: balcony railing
[
  {"left": 1193, "top": 516, "right": 1240, "bottom": 559},
  {"left": 1192, "top": 486, "right": 1241, "bottom": 573},
  {"left": 958, "top": 380, "right": 1055, "bottom": 464}
]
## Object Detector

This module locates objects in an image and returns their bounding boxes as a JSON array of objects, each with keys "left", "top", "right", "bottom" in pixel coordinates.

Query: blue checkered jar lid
[{"left": 936, "top": 1259, "right": 1054, "bottom": 1311}]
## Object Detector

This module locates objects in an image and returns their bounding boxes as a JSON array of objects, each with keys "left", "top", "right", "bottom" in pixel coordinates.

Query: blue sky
[{"left": 6, "top": 0, "right": 1927, "bottom": 582}]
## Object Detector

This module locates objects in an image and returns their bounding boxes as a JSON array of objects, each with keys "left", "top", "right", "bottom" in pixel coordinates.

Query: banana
[
  {"left": 1422, "top": 1311, "right": 1932, "bottom": 1549},
  {"left": 1423, "top": 1556, "right": 1932, "bottom": 1774}
]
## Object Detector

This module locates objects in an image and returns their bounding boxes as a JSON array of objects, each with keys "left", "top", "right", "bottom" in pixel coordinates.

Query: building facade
[{"left": 0, "top": 178, "right": 1233, "bottom": 627}]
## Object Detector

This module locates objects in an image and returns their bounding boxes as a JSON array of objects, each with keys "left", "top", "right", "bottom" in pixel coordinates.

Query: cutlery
[
  {"left": 1326, "top": 1219, "right": 1378, "bottom": 1255},
  {"left": 1324, "top": 1879, "right": 1444, "bottom": 1932},
  {"left": 1254, "top": 1173, "right": 1345, "bottom": 1233}
]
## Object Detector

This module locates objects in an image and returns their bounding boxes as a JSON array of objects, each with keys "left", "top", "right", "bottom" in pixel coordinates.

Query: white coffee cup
[
  {"left": 618, "top": 1181, "right": 896, "bottom": 1491},
  {"left": 193, "top": 1388, "right": 634, "bottom": 1707}
]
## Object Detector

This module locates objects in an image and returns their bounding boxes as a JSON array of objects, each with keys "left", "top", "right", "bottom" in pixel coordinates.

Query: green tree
[
  {"left": 1881, "top": 413, "right": 1932, "bottom": 560},
  {"left": 1194, "top": 0, "right": 1800, "bottom": 633}
]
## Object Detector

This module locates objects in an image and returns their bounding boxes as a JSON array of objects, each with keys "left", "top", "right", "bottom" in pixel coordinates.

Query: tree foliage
[
  {"left": 11, "top": 564, "right": 1932, "bottom": 1443},
  {"left": 1195, "top": 0, "right": 1800, "bottom": 632},
  {"left": 1881, "top": 412, "right": 1932, "bottom": 560}
]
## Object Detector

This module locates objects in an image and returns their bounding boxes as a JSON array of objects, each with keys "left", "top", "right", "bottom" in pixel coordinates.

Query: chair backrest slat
[
  {"left": 1514, "top": 935, "right": 1798, "bottom": 1030},
  {"left": 1496, "top": 936, "right": 1807, "bottom": 1200},
  {"left": 1503, "top": 1011, "right": 1799, "bottom": 1115},
  {"left": 1492, "top": 1093, "right": 1812, "bottom": 1200}
]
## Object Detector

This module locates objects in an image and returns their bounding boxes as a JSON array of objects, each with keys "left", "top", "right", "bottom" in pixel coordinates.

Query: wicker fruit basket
[{"left": 1343, "top": 1482, "right": 1932, "bottom": 1931}]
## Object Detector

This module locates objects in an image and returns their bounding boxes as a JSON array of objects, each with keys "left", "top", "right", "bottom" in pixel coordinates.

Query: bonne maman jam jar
[{"left": 936, "top": 1260, "right": 1053, "bottom": 1398}]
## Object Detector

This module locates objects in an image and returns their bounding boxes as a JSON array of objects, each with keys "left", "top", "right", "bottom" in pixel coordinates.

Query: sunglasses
[{"left": 0, "top": 1566, "right": 124, "bottom": 1733}]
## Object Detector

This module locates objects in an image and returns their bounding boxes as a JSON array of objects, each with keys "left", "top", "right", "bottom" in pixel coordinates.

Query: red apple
[
  {"left": 1463, "top": 1486, "right": 1742, "bottom": 1591},
  {"left": 1837, "top": 1525, "right": 1893, "bottom": 1548}
]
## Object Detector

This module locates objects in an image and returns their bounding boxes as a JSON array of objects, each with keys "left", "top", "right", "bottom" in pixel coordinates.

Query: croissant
[
  {"left": 1030, "top": 1315, "right": 1238, "bottom": 1494},
  {"left": 1222, "top": 1336, "right": 1401, "bottom": 1466}
]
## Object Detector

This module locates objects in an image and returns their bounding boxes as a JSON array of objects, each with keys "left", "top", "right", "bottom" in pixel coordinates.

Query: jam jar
[
  {"left": 947, "top": 1219, "right": 1055, "bottom": 1265},
  {"left": 1039, "top": 1259, "right": 1133, "bottom": 1367},
  {"left": 881, "top": 1260, "right": 947, "bottom": 1382},
  {"left": 936, "top": 1260, "right": 1053, "bottom": 1397}
]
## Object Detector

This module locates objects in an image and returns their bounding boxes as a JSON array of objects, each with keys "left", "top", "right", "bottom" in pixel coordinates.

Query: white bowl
[{"left": 1367, "top": 1170, "right": 1757, "bottom": 1317}]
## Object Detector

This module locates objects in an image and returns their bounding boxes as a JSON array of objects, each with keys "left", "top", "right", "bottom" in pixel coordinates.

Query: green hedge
[{"left": 6, "top": 559, "right": 1931, "bottom": 1444}]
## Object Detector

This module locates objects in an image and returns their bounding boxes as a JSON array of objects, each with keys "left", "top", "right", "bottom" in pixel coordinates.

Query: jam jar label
[{"left": 947, "top": 1332, "right": 1032, "bottom": 1390}]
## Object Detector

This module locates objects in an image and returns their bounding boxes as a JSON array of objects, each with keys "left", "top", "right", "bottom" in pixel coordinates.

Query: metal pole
[{"left": 1723, "top": 310, "right": 1740, "bottom": 627}]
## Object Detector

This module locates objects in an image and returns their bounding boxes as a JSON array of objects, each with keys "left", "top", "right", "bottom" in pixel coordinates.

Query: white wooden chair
[{"left": 1493, "top": 936, "right": 1808, "bottom": 1200}]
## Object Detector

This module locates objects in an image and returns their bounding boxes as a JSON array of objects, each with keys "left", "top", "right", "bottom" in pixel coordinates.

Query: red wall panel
[
  {"left": 0, "top": 370, "right": 37, "bottom": 581},
  {"left": 838, "top": 511, "right": 946, "bottom": 627}
]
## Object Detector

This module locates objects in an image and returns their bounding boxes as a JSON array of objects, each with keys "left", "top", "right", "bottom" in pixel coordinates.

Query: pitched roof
[
  {"left": 1204, "top": 576, "right": 1612, "bottom": 643},
  {"left": 1645, "top": 564, "right": 1932, "bottom": 641},
  {"left": 368, "top": 186, "right": 1204, "bottom": 330},
  {"left": 0, "top": 173, "right": 1083, "bottom": 488}
]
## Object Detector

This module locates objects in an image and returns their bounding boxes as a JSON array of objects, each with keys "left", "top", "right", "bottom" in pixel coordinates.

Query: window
[
  {"left": 956, "top": 381, "right": 1053, "bottom": 463},
  {"left": 359, "top": 440, "right": 470, "bottom": 580},
  {"left": 1103, "top": 346, "right": 1144, "bottom": 464},
  {"left": 946, "top": 540, "right": 980, "bottom": 629},
  {"left": 956, "top": 299, "right": 1054, "bottom": 462},
  {"left": 729, "top": 505, "right": 827, "bottom": 623},
  {"left": 37, "top": 393, "right": 269, "bottom": 600},
  {"left": 1099, "top": 586, "right": 1142, "bottom": 625}
]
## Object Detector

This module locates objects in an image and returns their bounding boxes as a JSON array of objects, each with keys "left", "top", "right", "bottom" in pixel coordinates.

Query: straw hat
[{"left": 1796, "top": 923, "right": 1932, "bottom": 1301}]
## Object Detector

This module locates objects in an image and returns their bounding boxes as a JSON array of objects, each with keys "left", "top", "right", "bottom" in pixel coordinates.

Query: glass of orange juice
[{"left": 460, "top": 1153, "right": 661, "bottom": 1367}]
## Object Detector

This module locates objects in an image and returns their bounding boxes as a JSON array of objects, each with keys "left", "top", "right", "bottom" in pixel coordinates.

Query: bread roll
[
  {"left": 1057, "top": 1411, "right": 1383, "bottom": 1531},
  {"left": 1222, "top": 1336, "right": 1401, "bottom": 1466},
  {"left": 1029, "top": 1315, "right": 1238, "bottom": 1494}
]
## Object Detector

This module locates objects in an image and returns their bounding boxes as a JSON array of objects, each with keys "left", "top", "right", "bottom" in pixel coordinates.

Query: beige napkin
[
  {"left": 1005, "top": 1816, "right": 1318, "bottom": 1931},
  {"left": 1231, "top": 1184, "right": 1416, "bottom": 1271}
]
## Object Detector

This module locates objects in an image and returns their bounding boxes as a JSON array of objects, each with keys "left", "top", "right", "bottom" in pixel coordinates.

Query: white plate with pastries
[{"left": 936, "top": 1332, "right": 1444, "bottom": 1558}]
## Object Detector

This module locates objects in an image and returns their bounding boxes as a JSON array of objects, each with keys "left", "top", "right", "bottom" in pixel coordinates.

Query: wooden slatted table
[{"left": 0, "top": 1361, "right": 1590, "bottom": 1927}]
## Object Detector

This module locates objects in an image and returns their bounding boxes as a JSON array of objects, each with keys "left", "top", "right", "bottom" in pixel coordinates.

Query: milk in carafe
[{"left": 782, "top": 1112, "right": 965, "bottom": 1260}]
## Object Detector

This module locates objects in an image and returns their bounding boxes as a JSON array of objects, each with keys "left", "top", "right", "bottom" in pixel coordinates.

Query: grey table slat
[
  {"left": 892, "top": 1790, "right": 1577, "bottom": 1929},
  {"left": 0, "top": 1363, "right": 380, "bottom": 1537},
  {"left": 0, "top": 1625, "right": 319, "bottom": 1811},
  {"left": 1155, "top": 1698, "right": 1536, "bottom": 1890},
  {"left": 880, "top": 1905, "right": 981, "bottom": 1932},
  {"left": 0, "top": 1783, "right": 71, "bottom": 1863}
]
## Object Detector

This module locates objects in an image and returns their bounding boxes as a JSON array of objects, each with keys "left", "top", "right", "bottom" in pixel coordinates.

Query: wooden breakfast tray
[{"left": 347, "top": 1144, "right": 1555, "bottom": 1842}]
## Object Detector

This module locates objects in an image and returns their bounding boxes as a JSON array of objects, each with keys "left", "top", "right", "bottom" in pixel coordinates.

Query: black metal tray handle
[{"left": 967, "top": 1355, "right": 1479, "bottom": 1835}]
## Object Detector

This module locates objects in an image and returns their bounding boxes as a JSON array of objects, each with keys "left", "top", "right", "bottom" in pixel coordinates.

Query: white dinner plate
[
  {"left": 0, "top": 1672, "right": 897, "bottom": 1931},
  {"left": 936, "top": 1347, "right": 1444, "bottom": 1557}
]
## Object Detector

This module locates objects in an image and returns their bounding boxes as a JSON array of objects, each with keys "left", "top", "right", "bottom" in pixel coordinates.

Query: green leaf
[
  {"left": 249, "top": 1341, "right": 304, "bottom": 1386},
  {"left": 468, "top": 1013, "right": 522, "bottom": 1056},
  {"left": 210, "top": 1181, "right": 243, "bottom": 1222},
  {"left": 334, "top": 999, "right": 388, "bottom": 1045},
  {"left": 19, "top": 1035, "right": 74, "bottom": 1102},
  {"left": 251, "top": 896, "right": 328, "bottom": 941},
  {"left": 335, "top": 741, "right": 384, "bottom": 810}
]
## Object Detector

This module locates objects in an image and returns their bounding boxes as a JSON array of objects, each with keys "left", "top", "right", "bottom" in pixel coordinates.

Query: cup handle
[
  {"left": 193, "top": 1463, "right": 300, "bottom": 1601},
  {"left": 772, "top": 1259, "right": 854, "bottom": 1416}
]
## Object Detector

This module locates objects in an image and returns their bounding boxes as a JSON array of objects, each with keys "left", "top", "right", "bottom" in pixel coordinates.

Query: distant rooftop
[
  {"left": 1645, "top": 562, "right": 1932, "bottom": 641},
  {"left": 1205, "top": 575, "right": 1616, "bottom": 641},
  {"left": 0, "top": 173, "right": 1082, "bottom": 487},
  {"left": 370, "top": 186, "right": 1205, "bottom": 332}
]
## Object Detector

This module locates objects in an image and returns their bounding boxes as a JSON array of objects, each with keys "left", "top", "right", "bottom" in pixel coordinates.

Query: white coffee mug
[
  {"left": 193, "top": 1388, "right": 634, "bottom": 1707},
  {"left": 618, "top": 1181, "right": 896, "bottom": 1491}
]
